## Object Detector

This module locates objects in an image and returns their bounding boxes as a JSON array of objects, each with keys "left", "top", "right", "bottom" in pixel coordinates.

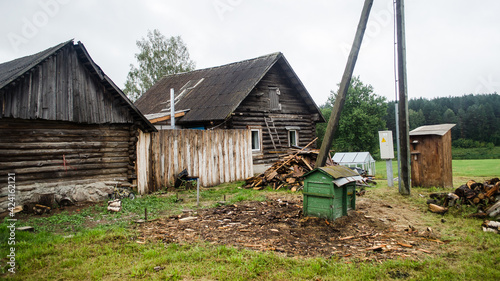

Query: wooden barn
[
  {"left": 409, "top": 124, "right": 455, "bottom": 188},
  {"left": 134, "top": 52, "right": 325, "bottom": 169},
  {"left": 0, "top": 40, "right": 156, "bottom": 212}
]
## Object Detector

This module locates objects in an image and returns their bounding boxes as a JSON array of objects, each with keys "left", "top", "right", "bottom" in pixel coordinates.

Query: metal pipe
[{"left": 170, "top": 88, "right": 175, "bottom": 129}]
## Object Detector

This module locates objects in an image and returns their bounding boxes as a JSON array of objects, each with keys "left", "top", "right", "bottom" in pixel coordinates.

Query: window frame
[
  {"left": 288, "top": 129, "right": 298, "bottom": 147},
  {"left": 250, "top": 128, "right": 262, "bottom": 152}
]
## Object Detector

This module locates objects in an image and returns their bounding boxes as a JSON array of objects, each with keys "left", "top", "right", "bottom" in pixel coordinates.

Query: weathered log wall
[
  {"left": 0, "top": 118, "right": 137, "bottom": 212},
  {"left": 136, "top": 129, "right": 253, "bottom": 193},
  {"left": 229, "top": 64, "right": 319, "bottom": 165}
]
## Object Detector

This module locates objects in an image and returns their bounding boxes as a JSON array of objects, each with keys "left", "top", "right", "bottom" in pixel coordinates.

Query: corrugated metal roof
[
  {"left": 134, "top": 52, "right": 325, "bottom": 124},
  {"left": 409, "top": 124, "right": 456, "bottom": 136},
  {"left": 332, "top": 152, "right": 374, "bottom": 164}
]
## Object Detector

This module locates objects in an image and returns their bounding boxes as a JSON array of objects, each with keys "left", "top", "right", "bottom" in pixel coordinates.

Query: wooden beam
[
  {"left": 396, "top": 0, "right": 411, "bottom": 195},
  {"left": 149, "top": 112, "right": 185, "bottom": 124},
  {"left": 315, "top": 0, "right": 373, "bottom": 168}
]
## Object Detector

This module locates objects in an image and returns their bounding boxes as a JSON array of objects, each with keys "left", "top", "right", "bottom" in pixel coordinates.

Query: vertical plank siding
[
  {"left": 0, "top": 45, "right": 136, "bottom": 125},
  {"left": 137, "top": 129, "right": 253, "bottom": 193}
]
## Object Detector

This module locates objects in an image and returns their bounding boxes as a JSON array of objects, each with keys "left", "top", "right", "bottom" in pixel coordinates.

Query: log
[
  {"left": 486, "top": 183, "right": 499, "bottom": 198},
  {"left": 486, "top": 201, "right": 500, "bottom": 217},
  {"left": 428, "top": 203, "right": 448, "bottom": 214}
]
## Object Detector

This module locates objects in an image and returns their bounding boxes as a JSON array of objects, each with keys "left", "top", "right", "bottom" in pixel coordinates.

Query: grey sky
[{"left": 1, "top": 0, "right": 499, "bottom": 106}]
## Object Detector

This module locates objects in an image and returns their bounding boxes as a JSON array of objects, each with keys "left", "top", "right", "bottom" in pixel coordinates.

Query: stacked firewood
[
  {"left": 427, "top": 178, "right": 500, "bottom": 218},
  {"left": 244, "top": 149, "right": 336, "bottom": 191}
]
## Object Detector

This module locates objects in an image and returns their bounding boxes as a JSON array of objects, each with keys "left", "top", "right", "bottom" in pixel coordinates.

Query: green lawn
[
  {"left": 1, "top": 164, "right": 500, "bottom": 280},
  {"left": 376, "top": 159, "right": 500, "bottom": 182}
]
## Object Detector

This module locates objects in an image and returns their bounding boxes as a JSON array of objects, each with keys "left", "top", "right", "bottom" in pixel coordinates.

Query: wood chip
[
  {"left": 179, "top": 216, "right": 198, "bottom": 222},
  {"left": 339, "top": 236, "right": 354, "bottom": 240},
  {"left": 397, "top": 242, "right": 413, "bottom": 248},
  {"left": 418, "top": 248, "right": 431, "bottom": 254}
]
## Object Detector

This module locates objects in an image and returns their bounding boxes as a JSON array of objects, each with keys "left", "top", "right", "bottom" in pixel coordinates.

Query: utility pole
[
  {"left": 315, "top": 0, "right": 374, "bottom": 168},
  {"left": 396, "top": 0, "right": 411, "bottom": 195}
]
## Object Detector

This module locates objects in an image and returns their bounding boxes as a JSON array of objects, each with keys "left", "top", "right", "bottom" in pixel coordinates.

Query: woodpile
[
  {"left": 243, "top": 148, "right": 336, "bottom": 191},
  {"left": 427, "top": 178, "right": 500, "bottom": 219}
]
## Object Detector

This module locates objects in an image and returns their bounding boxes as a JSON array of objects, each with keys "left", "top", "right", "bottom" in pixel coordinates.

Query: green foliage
[
  {"left": 452, "top": 138, "right": 494, "bottom": 149},
  {"left": 317, "top": 76, "right": 387, "bottom": 153},
  {"left": 385, "top": 93, "right": 500, "bottom": 145},
  {"left": 124, "top": 29, "right": 195, "bottom": 101}
]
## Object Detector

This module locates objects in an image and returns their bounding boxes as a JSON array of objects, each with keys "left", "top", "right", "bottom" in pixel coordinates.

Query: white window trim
[
  {"left": 288, "top": 129, "right": 298, "bottom": 147},
  {"left": 250, "top": 128, "right": 262, "bottom": 152}
]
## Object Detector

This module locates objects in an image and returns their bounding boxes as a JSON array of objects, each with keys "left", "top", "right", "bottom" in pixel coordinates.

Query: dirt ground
[{"left": 137, "top": 193, "right": 445, "bottom": 261}]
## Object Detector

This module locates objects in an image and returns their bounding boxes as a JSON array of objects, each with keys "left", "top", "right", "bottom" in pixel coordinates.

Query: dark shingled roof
[
  {"left": 0, "top": 40, "right": 72, "bottom": 89},
  {"left": 0, "top": 40, "right": 156, "bottom": 132},
  {"left": 135, "top": 52, "right": 324, "bottom": 123}
]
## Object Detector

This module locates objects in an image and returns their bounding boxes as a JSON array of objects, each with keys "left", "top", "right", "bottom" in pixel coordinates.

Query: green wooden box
[{"left": 303, "top": 166, "right": 361, "bottom": 221}]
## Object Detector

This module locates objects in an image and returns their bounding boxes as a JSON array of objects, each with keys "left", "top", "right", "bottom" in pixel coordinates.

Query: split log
[
  {"left": 486, "top": 183, "right": 499, "bottom": 198},
  {"left": 486, "top": 201, "right": 500, "bottom": 217},
  {"left": 455, "top": 185, "right": 477, "bottom": 199},
  {"left": 428, "top": 203, "right": 448, "bottom": 214}
]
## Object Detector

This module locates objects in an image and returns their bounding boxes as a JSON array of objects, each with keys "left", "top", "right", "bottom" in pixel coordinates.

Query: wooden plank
[{"left": 149, "top": 112, "right": 186, "bottom": 124}]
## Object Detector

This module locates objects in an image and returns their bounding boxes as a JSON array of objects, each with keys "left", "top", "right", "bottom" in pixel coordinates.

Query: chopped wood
[
  {"left": 397, "top": 242, "right": 413, "bottom": 248},
  {"left": 243, "top": 137, "right": 338, "bottom": 191},
  {"left": 339, "top": 236, "right": 355, "bottom": 240},
  {"left": 486, "top": 201, "right": 500, "bottom": 217},
  {"left": 428, "top": 203, "right": 448, "bottom": 214},
  {"left": 179, "top": 216, "right": 198, "bottom": 222},
  {"left": 418, "top": 248, "right": 431, "bottom": 254}
]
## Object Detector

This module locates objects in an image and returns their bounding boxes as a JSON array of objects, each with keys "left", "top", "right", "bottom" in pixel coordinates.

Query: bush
[{"left": 452, "top": 138, "right": 494, "bottom": 149}]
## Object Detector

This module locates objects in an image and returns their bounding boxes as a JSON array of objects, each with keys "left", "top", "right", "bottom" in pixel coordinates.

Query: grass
[
  {"left": 1, "top": 168, "right": 500, "bottom": 280},
  {"left": 375, "top": 159, "right": 500, "bottom": 183}
]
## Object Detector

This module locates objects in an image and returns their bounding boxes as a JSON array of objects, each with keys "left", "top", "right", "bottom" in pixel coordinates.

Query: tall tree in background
[
  {"left": 124, "top": 29, "right": 195, "bottom": 101},
  {"left": 317, "top": 76, "right": 387, "bottom": 153}
]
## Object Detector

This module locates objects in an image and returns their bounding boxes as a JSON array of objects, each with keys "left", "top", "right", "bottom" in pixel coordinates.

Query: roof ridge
[{"left": 161, "top": 52, "right": 282, "bottom": 79}]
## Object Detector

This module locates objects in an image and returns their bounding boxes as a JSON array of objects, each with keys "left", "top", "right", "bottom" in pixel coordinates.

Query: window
[
  {"left": 288, "top": 130, "right": 298, "bottom": 147},
  {"left": 269, "top": 87, "right": 281, "bottom": 111},
  {"left": 251, "top": 129, "right": 261, "bottom": 151}
]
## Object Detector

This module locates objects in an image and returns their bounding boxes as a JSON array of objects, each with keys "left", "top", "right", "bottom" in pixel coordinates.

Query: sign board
[{"left": 379, "top": 131, "right": 394, "bottom": 159}]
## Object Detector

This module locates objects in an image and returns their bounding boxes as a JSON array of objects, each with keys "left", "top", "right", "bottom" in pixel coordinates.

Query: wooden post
[
  {"left": 315, "top": 0, "right": 374, "bottom": 168},
  {"left": 396, "top": 0, "right": 411, "bottom": 195}
]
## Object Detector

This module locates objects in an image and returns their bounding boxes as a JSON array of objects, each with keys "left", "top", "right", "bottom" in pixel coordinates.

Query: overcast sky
[{"left": 1, "top": 0, "right": 499, "bottom": 106}]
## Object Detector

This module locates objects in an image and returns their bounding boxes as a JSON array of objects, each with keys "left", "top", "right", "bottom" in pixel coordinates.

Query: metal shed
[
  {"left": 410, "top": 124, "right": 455, "bottom": 188},
  {"left": 332, "top": 152, "right": 376, "bottom": 176}
]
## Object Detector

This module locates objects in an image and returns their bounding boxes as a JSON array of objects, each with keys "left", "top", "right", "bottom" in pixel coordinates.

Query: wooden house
[
  {"left": 0, "top": 40, "right": 156, "bottom": 212},
  {"left": 409, "top": 124, "right": 455, "bottom": 188},
  {"left": 134, "top": 52, "right": 325, "bottom": 167}
]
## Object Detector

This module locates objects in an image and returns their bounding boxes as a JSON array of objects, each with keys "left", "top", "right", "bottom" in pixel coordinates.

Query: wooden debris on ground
[
  {"left": 136, "top": 198, "right": 439, "bottom": 261},
  {"left": 107, "top": 199, "right": 122, "bottom": 212}
]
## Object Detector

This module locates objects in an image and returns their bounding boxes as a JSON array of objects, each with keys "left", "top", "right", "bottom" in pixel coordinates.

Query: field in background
[{"left": 375, "top": 159, "right": 500, "bottom": 186}]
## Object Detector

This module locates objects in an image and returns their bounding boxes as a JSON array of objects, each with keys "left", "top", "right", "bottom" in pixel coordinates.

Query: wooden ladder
[{"left": 264, "top": 117, "right": 282, "bottom": 150}]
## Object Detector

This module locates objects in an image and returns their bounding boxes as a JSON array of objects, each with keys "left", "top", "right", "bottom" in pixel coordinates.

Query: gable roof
[
  {"left": 0, "top": 40, "right": 156, "bottom": 132},
  {"left": 134, "top": 52, "right": 325, "bottom": 123}
]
